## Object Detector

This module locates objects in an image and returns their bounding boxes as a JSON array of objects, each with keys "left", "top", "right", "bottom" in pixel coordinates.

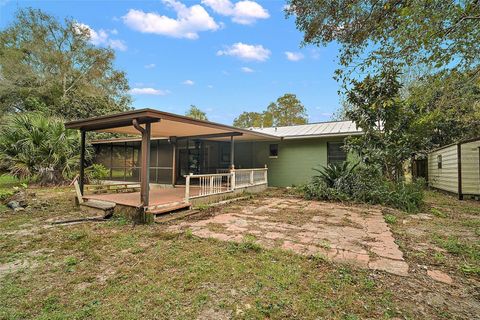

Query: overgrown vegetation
[
  {"left": 1, "top": 187, "right": 478, "bottom": 319},
  {"left": 300, "top": 162, "right": 424, "bottom": 212},
  {"left": 0, "top": 113, "right": 90, "bottom": 185}
]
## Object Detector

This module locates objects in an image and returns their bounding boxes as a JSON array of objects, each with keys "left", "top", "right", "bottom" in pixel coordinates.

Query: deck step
[
  {"left": 155, "top": 209, "right": 200, "bottom": 223},
  {"left": 80, "top": 200, "right": 116, "bottom": 218},
  {"left": 147, "top": 202, "right": 191, "bottom": 215}
]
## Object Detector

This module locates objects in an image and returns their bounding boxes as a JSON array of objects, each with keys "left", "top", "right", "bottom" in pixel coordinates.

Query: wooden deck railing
[{"left": 184, "top": 166, "right": 268, "bottom": 201}]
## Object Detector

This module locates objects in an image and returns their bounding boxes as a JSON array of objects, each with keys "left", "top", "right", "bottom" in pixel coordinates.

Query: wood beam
[
  {"left": 230, "top": 135, "right": 235, "bottom": 169},
  {"left": 79, "top": 130, "right": 86, "bottom": 196},
  {"left": 176, "top": 132, "right": 243, "bottom": 140},
  {"left": 133, "top": 119, "right": 152, "bottom": 207}
]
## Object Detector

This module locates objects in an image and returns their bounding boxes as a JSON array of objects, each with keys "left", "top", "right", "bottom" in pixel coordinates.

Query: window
[
  {"left": 437, "top": 155, "right": 442, "bottom": 169},
  {"left": 327, "top": 142, "right": 347, "bottom": 164},
  {"left": 269, "top": 144, "right": 279, "bottom": 158}
]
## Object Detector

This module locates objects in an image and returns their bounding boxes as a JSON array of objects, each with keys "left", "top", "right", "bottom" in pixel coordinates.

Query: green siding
[{"left": 235, "top": 137, "right": 346, "bottom": 187}]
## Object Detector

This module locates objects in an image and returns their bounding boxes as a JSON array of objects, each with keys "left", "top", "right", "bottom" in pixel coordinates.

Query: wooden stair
[
  {"left": 154, "top": 209, "right": 200, "bottom": 224},
  {"left": 146, "top": 201, "right": 191, "bottom": 215},
  {"left": 80, "top": 199, "right": 116, "bottom": 218}
]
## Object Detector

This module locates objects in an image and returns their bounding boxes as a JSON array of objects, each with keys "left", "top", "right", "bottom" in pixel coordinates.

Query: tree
[
  {"left": 233, "top": 94, "right": 308, "bottom": 127},
  {"left": 267, "top": 94, "right": 308, "bottom": 126},
  {"left": 233, "top": 111, "right": 272, "bottom": 128},
  {"left": 0, "top": 8, "right": 131, "bottom": 120},
  {"left": 0, "top": 112, "right": 91, "bottom": 184},
  {"left": 344, "top": 69, "right": 418, "bottom": 181},
  {"left": 185, "top": 105, "right": 208, "bottom": 120},
  {"left": 287, "top": 0, "right": 480, "bottom": 83},
  {"left": 405, "top": 69, "right": 480, "bottom": 149}
]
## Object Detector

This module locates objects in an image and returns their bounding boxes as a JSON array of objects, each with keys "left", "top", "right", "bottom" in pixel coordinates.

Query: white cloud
[
  {"left": 144, "top": 63, "right": 156, "bottom": 69},
  {"left": 182, "top": 79, "right": 195, "bottom": 85},
  {"left": 241, "top": 66, "right": 254, "bottom": 73},
  {"left": 75, "top": 23, "right": 127, "bottom": 51},
  {"left": 108, "top": 39, "right": 128, "bottom": 51},
  {"left": 202, "top": 0, "right": 269, "bottom": 25},
  {"left": 129, "top": 87, "right": 169, "bottom": 95},
  {"left": 285, "top": 51, "right": 304, "bottom": 61},
  {"left": 122, "top": 0, "right": 219, "bottom": 39},
  {"left": 207, "top": 84, "right": 214, "bottom": 88},
  {"left": 217, "top": 42, "right": 271, "bottom": 61}
]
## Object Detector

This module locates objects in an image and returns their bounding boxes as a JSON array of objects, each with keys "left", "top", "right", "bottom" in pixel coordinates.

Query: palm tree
[{"left": 0, "top": 112, "right": 91, "bottom": 184}]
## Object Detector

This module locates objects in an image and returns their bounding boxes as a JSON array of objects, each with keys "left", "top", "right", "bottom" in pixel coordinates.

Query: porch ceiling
[{"left": 65, "top": 108, "right": 279, "bottom": 141}]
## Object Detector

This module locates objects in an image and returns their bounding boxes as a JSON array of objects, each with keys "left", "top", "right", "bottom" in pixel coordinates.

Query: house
[
  {"left": 88, "top": 117, "right": 361, "bottom": 187},
  {"left": 427, "top": 137, "right": 480, "bottom": 200},
  {"left": 66, "top": 109, "right": 360, "bottom": 222}
]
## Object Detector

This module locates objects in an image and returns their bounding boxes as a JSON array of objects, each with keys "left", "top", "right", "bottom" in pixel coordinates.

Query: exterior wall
[
  {"left": 428, "top": 145, "right": 458, "bottom": 193},
  {"left": 235, "top": 137, "right": 347, "bottom": 187},
  {"left": 461, "top": 140, "right": 480, "bottom": 195}
]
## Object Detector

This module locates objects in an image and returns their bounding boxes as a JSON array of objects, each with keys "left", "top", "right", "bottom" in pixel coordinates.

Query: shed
[{"left": 428, "top": 137, "right": 480, "bottom": 200}]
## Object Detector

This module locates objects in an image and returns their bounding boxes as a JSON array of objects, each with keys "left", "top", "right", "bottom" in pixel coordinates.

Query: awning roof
[{"left": 65, "top": 108, "right": 280, "bottom": 141}]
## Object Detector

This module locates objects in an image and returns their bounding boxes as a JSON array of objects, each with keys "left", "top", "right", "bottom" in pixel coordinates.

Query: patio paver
[{"left": 168, "top": 197, "right": 409, "bottom": 276}]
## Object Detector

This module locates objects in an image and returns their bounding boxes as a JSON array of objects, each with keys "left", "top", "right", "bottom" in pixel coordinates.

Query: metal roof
[{"left": 249, "top": 121, "right": 362, "bottom": 139}]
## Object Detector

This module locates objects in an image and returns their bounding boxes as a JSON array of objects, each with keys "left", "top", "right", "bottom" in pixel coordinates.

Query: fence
[{"left": 184, "top": 167, "right": 268, "bottom": 201}]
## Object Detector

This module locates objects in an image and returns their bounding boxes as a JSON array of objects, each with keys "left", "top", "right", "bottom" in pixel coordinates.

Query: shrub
[
  {"left": 0, "top": 113, "right": 91, "bottom": 185},
  {"left": 299, "top": 162, "right": 424, "bottom": 212},
  {"left": 84, "top": 164, "right": 109, "bottom": 184}
]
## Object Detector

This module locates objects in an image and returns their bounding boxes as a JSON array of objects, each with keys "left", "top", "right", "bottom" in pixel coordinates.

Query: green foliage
[
  {"left": 345, "top": 69, "right": 419, "bottom": 181},
  {"left": 267, "top": 93, "right": 308, "bottom": 126},
  {"left": 287, "top": 0, "right": 480, "bottom": 83},
  {"left": 0, "top": 8, "right": 131, "bottom": 119},
  {"left": 461, "top": 264, "right": 480, "bottom": 276},
  {"left": 405, "top": 69, "right": 480, "bottom": 148},
  {"left": 233, "top": 93, "right": 307, "bottom": 127},
  {"left": 227, "top": 235, "right": 262, "bottom": 253},
  {"left": 233, "top": 111, "right": 272, "bottom": 128},
  {"left": 0, "top": 112, "right": 91, "bottom": 184},
  {"left": 313, "top": 161, "right": 358, "bottom": 188},
  {"left": 300, "top": 163, "right": 424, "bottom": 212},
  {"left": 430, "top": 208, "right": 448, "bottom": 218},
  {"left": 384, "top": 214, "right": 397, "bottom": 225},
  {"left": 185, "top": 105, "right": 208, "bottom": 121},
  {"left": 84, "top": 164, "right": 109, "bottom": 183},
  {"left": 288, "top": 1, "right": 480, "bottom": 152},
  {"left": 433, "top": 235, "right": 479, "bottom": 261}
]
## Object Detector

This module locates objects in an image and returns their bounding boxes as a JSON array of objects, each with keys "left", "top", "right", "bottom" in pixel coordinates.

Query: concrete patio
[{"left": 168, "top": 196, "right": 409, "bottom": 276}]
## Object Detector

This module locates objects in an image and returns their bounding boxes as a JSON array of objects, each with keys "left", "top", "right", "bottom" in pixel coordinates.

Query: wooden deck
[{"left": 83, "top": 187, "right": 200, "bottom": 210}]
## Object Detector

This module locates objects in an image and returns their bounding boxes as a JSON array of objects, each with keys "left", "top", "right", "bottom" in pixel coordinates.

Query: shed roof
[
  {"left": 65, "top": 108, "right": 279, "bottom": 141},
  {"left": 250, "top": 120, "right": 361, "bottom": 139}
]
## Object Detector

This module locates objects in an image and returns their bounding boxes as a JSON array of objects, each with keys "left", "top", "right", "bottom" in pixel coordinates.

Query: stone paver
[
  {"left": 427, "top": 269, "right": 453, "bottom": 284},
  {"left": 168, "top": 197, "right": 409, "bottom": 276}
]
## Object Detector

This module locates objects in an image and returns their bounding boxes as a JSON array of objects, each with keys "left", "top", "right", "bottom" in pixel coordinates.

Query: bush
[
  {"left": 84, "top": 164, "right": 109, "bottom": 184},
  {"left": 300, "top": 162, "right": 424, "bottom": 212},
  {"left": 0, "top": 113, "right": 91, "bottom": 185}
]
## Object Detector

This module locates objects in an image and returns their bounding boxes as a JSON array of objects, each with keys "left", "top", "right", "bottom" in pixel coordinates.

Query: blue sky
[{"left": 0, "top": 0, "right": 343, "bottom": 125}]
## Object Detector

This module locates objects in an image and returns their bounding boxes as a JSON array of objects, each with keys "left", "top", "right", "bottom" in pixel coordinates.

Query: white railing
[
  {"left": 185, "top": 172, "right": 233, "bottom": 200},
  {"left": 184, "top": 166, "right": 268, "bottom": 201},
  {"left": 234, "top": 167, "right": 268, "bottom": 188}
]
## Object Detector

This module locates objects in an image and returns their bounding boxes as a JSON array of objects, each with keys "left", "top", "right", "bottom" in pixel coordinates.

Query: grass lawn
[{"left": 0, "top": 187, "right": 479, "bottom": 319}]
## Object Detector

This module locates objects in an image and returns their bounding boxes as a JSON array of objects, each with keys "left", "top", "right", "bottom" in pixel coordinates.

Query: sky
[{"left": 0, "top": 0, "right": 343, "bottom": 125}]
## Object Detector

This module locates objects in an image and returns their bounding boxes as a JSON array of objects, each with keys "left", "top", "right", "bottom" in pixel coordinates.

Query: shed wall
[
  {"left": 461, "top": 140, "right": 480, "bottom": 195},
  {"left": 428, "top": 145, "right": 458, "bottom": 193}
]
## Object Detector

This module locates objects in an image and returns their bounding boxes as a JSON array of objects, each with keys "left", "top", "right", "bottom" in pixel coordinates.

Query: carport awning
[{"left": 65, "top": 108, "right": 279, "bottom": 141}]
